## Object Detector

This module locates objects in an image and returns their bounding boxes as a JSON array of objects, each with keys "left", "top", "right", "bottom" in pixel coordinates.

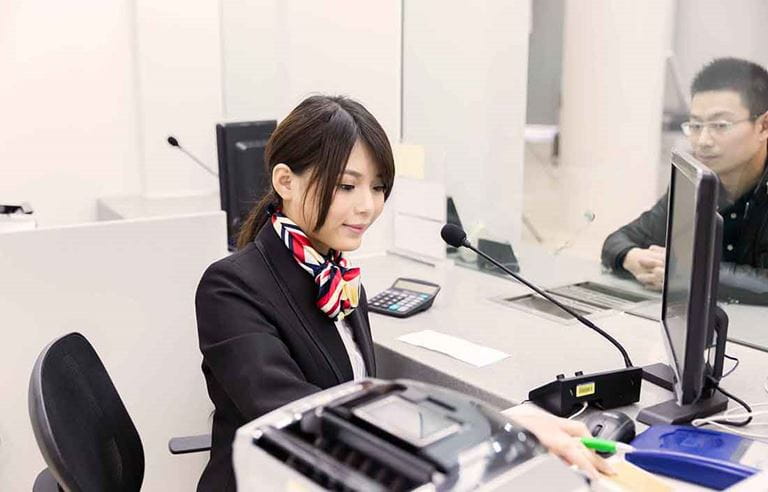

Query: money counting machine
[{"left": 233, "top": 378, "right": 586, "bottom": 491}]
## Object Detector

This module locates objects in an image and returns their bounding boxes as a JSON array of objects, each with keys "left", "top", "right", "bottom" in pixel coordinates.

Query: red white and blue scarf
[{"left": 271, "top": 212, "right": 361, "bottom": 321}]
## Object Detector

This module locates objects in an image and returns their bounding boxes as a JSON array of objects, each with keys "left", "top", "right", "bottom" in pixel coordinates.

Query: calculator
[{"left": 368, "top": 278, "right": 441, "bottom": 318}]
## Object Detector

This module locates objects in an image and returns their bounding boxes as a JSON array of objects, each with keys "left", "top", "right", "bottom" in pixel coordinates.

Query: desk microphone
[
  {"left": 441, "top": 223, "right": 642, "bottom": 416},
  {"left": 166, "top": 135, "right": 218, "bottom": 178},
  {"left": 441, "top": 223, "right": 632, "bottom": 367}
]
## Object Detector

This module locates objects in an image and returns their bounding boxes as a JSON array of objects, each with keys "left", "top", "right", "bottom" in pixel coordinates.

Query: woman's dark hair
[
  {"left": 236, "top": 95, "right": 395, "bottom": 249},
  {"left": 691, "top": 57, "right": 768, "bottom": 118}
]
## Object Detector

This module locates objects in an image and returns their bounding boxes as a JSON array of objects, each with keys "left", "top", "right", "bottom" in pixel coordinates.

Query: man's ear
[
  {"left": 272, "top": 164, "right": 295, "bottom": 200},
  {"left": 757, "top": 111, "right": 768, "bottom": 141}
]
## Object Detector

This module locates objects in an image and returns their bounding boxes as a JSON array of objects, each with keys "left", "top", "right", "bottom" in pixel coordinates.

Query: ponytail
[{"left": 236, "top": 190, "right": 279, "bottom": 250}]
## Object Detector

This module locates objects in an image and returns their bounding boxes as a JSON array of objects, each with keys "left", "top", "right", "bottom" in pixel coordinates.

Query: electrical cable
[
  {"left": 712, "top": 383, "right": 753, "bottom": 427},
  {"left": 720, "top": 354, "right": 740, "bottom": 379},
  {"left": 691, "top": 374, "right": 768, "bottom": 439},
  {"left": 568, "top": 402, "right": 588, "bottom": 420}
]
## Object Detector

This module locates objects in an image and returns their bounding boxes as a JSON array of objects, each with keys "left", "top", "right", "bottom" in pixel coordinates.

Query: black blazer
[{"left": 195, "top": 223, "right": 377, "bottom": 491}]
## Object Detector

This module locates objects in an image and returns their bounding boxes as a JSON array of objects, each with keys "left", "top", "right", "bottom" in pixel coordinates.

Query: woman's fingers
[
  {"left": 556, "top": 439, "right": 601, "bottom": 479},
  {"left": 555, "top": 439, "right": 616, "bottom": 479},
  {"left": 590, "top": 451, "right": 617, "bottom": 476},
  {"left": 560, "top": 419, "right": 591, "bottom": 437}
]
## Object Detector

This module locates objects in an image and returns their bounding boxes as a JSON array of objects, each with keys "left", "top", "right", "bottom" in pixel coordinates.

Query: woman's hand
[{"left": 502, "top": 405, "right": 615, "bottom": 479}]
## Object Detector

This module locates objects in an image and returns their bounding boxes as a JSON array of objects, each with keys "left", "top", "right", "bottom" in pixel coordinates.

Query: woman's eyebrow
[{"left": 342, "top": 170, "right": 384, "bottom": 179}]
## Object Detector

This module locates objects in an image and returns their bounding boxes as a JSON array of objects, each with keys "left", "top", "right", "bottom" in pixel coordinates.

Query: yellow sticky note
[{"left": 393, "top": 144, "right": 425, "bottom": 179}]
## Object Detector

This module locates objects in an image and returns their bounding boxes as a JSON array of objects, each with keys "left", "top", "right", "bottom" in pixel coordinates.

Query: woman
[{"left": 195, "top": 95, "right": 612, "bottom": 491}]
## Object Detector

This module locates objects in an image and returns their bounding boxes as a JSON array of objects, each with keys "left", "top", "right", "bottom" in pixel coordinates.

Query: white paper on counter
[{"left": 397, "top": 329, "right": 509, "bottom": 367}]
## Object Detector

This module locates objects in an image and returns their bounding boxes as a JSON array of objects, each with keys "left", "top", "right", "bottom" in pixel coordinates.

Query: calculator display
[{"left": 394, "top": 280, "right": 439, "bottom": 295}]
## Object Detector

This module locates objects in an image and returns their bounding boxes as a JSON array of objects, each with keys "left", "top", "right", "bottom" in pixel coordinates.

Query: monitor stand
[{"left": 638, "top": 307, "right": 729, "bottom": 426}]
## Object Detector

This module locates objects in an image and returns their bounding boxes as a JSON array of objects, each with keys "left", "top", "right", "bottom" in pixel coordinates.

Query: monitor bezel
[{"left": 661, "top": 150, "right": 719, "bottom": 405}]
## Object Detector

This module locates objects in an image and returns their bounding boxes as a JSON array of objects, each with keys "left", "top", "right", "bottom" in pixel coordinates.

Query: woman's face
[{"left": 287, "top": 140, "right": 387, "bottom": 254}]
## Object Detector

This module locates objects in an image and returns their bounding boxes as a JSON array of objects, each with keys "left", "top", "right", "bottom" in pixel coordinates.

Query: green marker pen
[{"left": 579, "top": 436, "right": 635, "bottom": 454}]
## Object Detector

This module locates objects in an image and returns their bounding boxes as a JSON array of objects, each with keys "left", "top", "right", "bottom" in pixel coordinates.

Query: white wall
[
  {"left": 1, "top": 0, "right": 224, "bottom": 226},
  {"left": 0, "top": 213, "right": 228, "bottom": 491},
  {"left": 2, "top": 0, "right": 401, "bottom": 230},
  {"left": 402, "top": 0, "right": 531, "bottom": 242},
  {"left": 0, "top": 1, "right": 143, "bottom": 226},
  {"left": 134, "top": 0, "right": 224, "bottom": 198},
  {"left": 221, "top": 0, "right": 402, "bottom": 141}
]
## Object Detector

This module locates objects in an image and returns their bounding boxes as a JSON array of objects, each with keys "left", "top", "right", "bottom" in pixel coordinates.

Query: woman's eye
[
  {"left": 373, "top": 185, "right": 387, "bottom": 193},
  {"left": 338, "top": 184, "right": 355, "bottom": 191}
]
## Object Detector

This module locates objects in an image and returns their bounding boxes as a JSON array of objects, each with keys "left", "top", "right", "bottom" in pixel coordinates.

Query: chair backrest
[{"left": 28, "top": 333, "right": 144, "bottom": 492}]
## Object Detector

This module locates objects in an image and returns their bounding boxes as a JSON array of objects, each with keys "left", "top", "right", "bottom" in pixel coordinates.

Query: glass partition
[{"left": 401, "top": 0, "right": 768, "bottom": 348}]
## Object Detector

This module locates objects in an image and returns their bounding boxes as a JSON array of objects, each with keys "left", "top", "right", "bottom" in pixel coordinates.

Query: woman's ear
[{"left": 272, "top": 164, "right": 295, "bottom": 200}]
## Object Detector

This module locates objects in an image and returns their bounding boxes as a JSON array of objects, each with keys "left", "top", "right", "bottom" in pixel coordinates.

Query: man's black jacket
[{"left": 601, "top": 162, "right": 768, "bottom": 305}]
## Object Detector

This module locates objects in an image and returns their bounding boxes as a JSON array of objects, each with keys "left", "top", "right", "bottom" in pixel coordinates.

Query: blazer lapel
[
  {"left": 346, "top": 297, "right": 377, "bottom": 377},
  {"left": 255, "top": 225, "right": 353, "bottom": 383}
]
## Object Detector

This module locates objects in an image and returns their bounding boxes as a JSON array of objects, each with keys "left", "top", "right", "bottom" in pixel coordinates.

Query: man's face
[{"left": 688, "top": 90, "right": 764, "bottom": 177}]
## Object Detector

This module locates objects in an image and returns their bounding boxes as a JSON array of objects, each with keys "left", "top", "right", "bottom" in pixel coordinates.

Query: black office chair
[{"left": 28, "top": 332, "right": 211, "bottom": 492}]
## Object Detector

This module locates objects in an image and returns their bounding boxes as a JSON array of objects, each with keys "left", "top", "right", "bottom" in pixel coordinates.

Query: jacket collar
[
  {"left": 254, "top": 223, "right": 375, "bottom": 380},
  {"left": 717, "top": 154, "right": 768, "bottom": 211}
]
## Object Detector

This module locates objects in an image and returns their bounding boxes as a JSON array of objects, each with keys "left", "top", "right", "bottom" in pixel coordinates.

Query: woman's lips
[{"left": 343, "top": 224, "right": 366, "bottom": 234}]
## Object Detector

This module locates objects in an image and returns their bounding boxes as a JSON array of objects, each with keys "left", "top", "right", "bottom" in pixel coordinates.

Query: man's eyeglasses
[{"left": 681, "top": 117, "right": 754, "bottom": 137}]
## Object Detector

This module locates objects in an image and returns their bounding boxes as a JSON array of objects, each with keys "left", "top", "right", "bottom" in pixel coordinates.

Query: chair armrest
[
  {"left": 168, "top": 434, "right": 212, "bottom": 455},
  {"left": 33, "top": 468, "right": 61, "bottom": 492}
]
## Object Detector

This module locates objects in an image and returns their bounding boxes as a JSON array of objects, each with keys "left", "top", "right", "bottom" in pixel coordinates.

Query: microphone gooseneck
[
  {"left": 165, "top": 135, "right": 218, "bottom": 178},
  {"left": 439, "top": 224, "right": 633, "bottom": 368}
]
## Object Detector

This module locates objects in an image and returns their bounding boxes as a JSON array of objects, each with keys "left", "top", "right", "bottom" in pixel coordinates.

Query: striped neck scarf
[{"left": 271, "top": 211, "right": 361, "bottom": 321}]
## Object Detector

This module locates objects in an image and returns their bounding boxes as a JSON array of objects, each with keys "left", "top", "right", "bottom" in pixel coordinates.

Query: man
[{"left": 601, "top": 58, "right": 768, "bottom": 305}]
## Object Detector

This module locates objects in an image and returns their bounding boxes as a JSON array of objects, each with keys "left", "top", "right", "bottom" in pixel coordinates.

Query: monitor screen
[
  {"left": 664, "top": 165, "right": 697, "bottom": 375},
  {"left": 216, "top": 120, "right": 277, "bottom": 250}
]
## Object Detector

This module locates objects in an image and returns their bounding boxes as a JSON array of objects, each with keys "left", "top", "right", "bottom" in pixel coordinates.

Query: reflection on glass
[{"left": 602, "top": 58, "right": 768, "bottom": 309}]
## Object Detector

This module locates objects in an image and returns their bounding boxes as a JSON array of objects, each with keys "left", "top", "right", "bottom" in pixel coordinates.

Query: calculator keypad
[{"left": 369, "top": 289, "right": 430, "bottom": 314}]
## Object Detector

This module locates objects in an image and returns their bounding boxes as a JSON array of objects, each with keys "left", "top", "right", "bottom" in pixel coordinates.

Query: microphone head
[
  {"left": 441, "top": 223, "right": 468, "bottom": 248},
  {"left": 167, "top": 136, "right": 179, "bottom": 147}
]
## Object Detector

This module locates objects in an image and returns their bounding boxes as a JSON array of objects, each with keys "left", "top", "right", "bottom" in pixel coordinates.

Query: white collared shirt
[{"left": 335, "top": 319, "right": 367, "bottom": 380}]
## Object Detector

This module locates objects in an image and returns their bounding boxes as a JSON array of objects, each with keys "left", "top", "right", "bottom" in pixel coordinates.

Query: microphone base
[{"left": 528, "top": 367, "right": 643, "bottom": 417}]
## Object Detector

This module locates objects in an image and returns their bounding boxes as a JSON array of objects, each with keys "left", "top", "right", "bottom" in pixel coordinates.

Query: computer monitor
[
  {"left": 638, "top": 150, "right": 729, "bottom": 425},
  {"left": 216, "top": 120, "right": 277, "bottom": 250}
]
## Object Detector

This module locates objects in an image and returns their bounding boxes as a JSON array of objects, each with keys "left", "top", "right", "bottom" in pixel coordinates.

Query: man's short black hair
[{"left": 691, "top": 57, "right": 768, "bottom": 117}]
